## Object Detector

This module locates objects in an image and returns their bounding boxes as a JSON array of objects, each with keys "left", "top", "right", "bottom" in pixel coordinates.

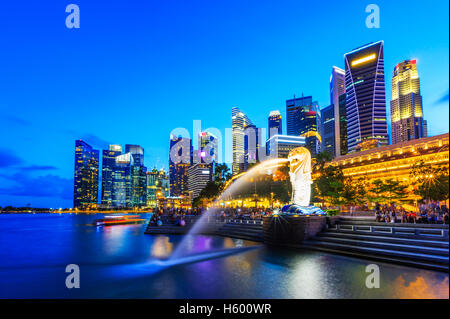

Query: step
[
  {"left": 325, "top": 228, "right": 449, "bottom": 241},
  {"left": 213, "top": 231, "right": 263, "bottom": 242},
  {"left": 317, "top": 231, "right": 449, "bottom": 248},
  {"left": 304, "top": 240, "right": 449, "bottom": 265},
  {"left": 313, "top": 235, "right": 449, "bottom": 256},
  {"left": 338, "top": 220, "right": 449, "bottom": 229},
  {"left": 301, "top": 243, "right": 449, "bottom": 272},
  {"left": 219, "top": 226, "right": 263, "bottom": 233},
  {"left": 215, "top": 229, "right": 263, "bottom": 238}
]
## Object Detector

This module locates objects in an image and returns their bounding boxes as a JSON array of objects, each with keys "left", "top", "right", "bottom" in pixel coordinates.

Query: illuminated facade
[
  {"left": 390, "top": 59, "right": 427, "bottom": 144},
  {"left": 321, "top": 104, "right": 336, "bottom": 157},
  {"left": 267, "top": 134, "right": 306, "bottom": 158},
  {"left": 146, "top": 168, "right": 169, "bottom": 208},
  {"left": 112, "top": 152, "right": 131, "bottom": 208},
  {"left": 286, "top": 95, "right": 321, "bottom": 156},
  {"left": 101, "top": 144, "right": 122, "bottom": 207},
  {"left": 187, "top": 163, "right": 213, "bottom": 200},
  {"left": 244, "top": 124, "right": 264, "bottom": 170},
  {"left": 232, "top": 107, "right": 253, "bottom": 175},
  {"left": 268, "top": 110, "right": 282, "bottom": 138},
  {"left": 169, "top": 135, "right": 193, "bottom": 196},
  {"left": 344, "top": 41, "right": 388, "bottom": 152},
  {"left": 330, "top": 66, "right": 346, "bottom": 156},
  {"left": 73, "top": 140, "right": 99, "bottom": 208},
  {"left": 125, "top": 144, "right": 147, "bottom": 207},
  {"left": 327, "top": 133, "right": 449, "bottom": 182},
  {"left": 198, "top": 131, "right": 218, "bottom": 165}
]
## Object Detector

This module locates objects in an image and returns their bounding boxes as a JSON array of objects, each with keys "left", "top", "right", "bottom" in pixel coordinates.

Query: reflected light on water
[
  {"left": 289, "top": 258, "right": 325, "bottom": 298},
  {"left": 391, "top": 275, "right": 449, "bottom": 299},
  {"left": 151, "top": 236, "right": 174, "bottom": 259}
]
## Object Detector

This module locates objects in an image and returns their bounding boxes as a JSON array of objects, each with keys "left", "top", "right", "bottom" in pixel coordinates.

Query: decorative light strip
[{"left": 351, "top": 54, "right": 376, "bottom": 67}]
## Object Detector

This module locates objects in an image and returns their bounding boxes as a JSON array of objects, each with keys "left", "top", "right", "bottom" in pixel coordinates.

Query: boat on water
[{"left": 94, "top": 214, "right": 147, "bottom": 226}]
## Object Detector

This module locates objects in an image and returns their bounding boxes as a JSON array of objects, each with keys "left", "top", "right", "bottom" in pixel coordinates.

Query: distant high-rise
[
  {"left": 146, "top": 168, "right": 169, "bottom": 208},
  {"left": 244, "top": 124, "right": 263, "bottom": 171},
  {"left": 73, "top": 140, "right": 99, "bottom": 208},
  {"left": 198, "top": 131, "right": 218, "bottom": 165},
  {"left": 101, "top": 144, "right": 122, "bottom": 207},
  {"left": 123, "top": 144, "right": 147, "bottom": 207},
  {"left": 232, "top": 107, "right": 253, "bottom": 175},
  {"left": 187, "top": 163, "right": 213, "bottom": 200},
  {"left": 286, "top": 95, "right": 321, "bottom": 156},
  {"left": 338, "top": 94, "right": 348, "bottom": 156},
  {"left": 390, "top": 59, "right": 426, "bottom": 144},
  {"left": 321, "top": 104, "right": 336, "bottom": 157},
  {"left": 330, "top": 66, "right": 346, "bottom": 156},
  {"left": 169, "top": 135, "right": 193, "bottom": 196},
  {"left": 266, "top": 134, "right": 306, "bottom": 158},
  {"left": 344, "top": 41, "right": 388, "bottom": 152},
  {"left": 112, "top": 152, "right": 131, "bottom": 207},
  {"left": 268, "top": 110, "right": 282, "bottom": 138}
]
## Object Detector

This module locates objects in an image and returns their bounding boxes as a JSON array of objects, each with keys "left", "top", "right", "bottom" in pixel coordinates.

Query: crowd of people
[
  {"left": 149, "top": 206, "right": 274, "bottom": 226},
  {"left": 375, "top": 203, "right": 449, "bottom": 224}
]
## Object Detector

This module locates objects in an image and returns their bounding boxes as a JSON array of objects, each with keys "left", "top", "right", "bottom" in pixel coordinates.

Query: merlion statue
[{"left": 288, "top": 147, "right": 312, "bottom": 207}]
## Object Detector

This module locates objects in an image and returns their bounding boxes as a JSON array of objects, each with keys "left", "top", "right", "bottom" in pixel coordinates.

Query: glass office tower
[
  {"left": 73, "top": 140, "right": 99, "bottom": 208},
  {"left": 232, "top": 107, "right": 253, "bottom": 175},
  {"left": 286, "top": 95, "right": 321, "bottom": 156},
  {"left": 344, "top": 41, "right": 388, "bottom": 152},
  {"left": 101, "top": 144, "right": 122, "bottom": 207},
  {"left": 268, "top": 110, "right": 282, "bottom": 138},
  {"left": 169, "top": 135, "right": 193, "bottom": 196}
]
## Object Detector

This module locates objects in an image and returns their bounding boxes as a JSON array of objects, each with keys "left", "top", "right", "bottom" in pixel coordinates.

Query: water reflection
[{"left": 0, "top": 214, "right": 448, "bottom": 299}]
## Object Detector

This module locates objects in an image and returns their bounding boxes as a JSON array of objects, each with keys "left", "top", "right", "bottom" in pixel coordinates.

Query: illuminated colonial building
[
  {"left": 73, "top": 140, "right": 99, "bottom": 208},
  {"left": 390, "top": 59, "right": 427, "bottom": 144},
  {"left": 232, "top": 107, "right": 253, "bottom": 175},
  {"left": 327, "top": 133, "right": 449, "bottom": 182},
  {"left": 344, "top": 41, "right": 388, "bottom": 152}
]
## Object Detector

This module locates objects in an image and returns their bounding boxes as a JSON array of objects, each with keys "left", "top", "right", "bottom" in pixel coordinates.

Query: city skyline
[{"left": 0, "top": 0, "right": 449, "bottom": 208}]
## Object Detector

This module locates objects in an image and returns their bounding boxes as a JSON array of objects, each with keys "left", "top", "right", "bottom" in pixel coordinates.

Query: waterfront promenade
[{"left": 145, "top": 215, "right": 449, "bottom": 272}]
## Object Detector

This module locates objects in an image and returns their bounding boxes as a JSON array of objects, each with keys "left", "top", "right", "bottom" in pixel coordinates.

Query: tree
[
  {"left": 410, "top": 160, "right": 449, "bottom": 202},
  {"left": 367, "top": 179, "right": 408, "bottom": 205},
  {"left": 313, "top": 165, "right": 345, "bottom": 206},
  {"left": 214, "top": 163, "right": 231, "bottom": 186}
]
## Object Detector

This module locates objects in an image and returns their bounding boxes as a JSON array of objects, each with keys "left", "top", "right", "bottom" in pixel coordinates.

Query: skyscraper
[
  {"left": 321, "top": 104, "right": 336, "bottom": 157},
  {"left": 101, "top": 144, "right": 122, "bottom": 207},
  {"left": 390, "top": 59, "right": 427, "bottom": 144},
  {"left": 169, "top": 135, "right": 193, "bottom": 196},
  {"left": 112, "top": 152, "right": 131, "bottom": 208},
  {"left": 266, "top": 134, "right": 306, "bottom": 158},
  {"left": 232, "top": 107, "right": 253, "bottom": 175},
  {"left": 187, "top": 163, "right": 213, "bottom": 200},
  {"left": 198, "top": 131, "right": 218, "bottom": 165},
  {"left": 146, "top": 168, "right": 169, "bottom": 208},
  {"left": 268, "top": 110, "right": 282, "bottom": 138},
  {"left": 124, "top": 145, "right": 147, "bottom": 207},
  {"left": 344, "top": 41, "right": 388, "bottom": 152},
  {"left": 286, "top": 95, "right": 321, "bottom": 156},
  {"left": 330, "top": 66, "right": 346, "bottom": 156},
  {"left": 73, "top": 140, "right": 99, "bottom": 208},
  {"left": 244, "top": 124, "right": 263, "bottom": 171},
  {"left": 338, "top": 93, "right": 348, "bottom": 156}
]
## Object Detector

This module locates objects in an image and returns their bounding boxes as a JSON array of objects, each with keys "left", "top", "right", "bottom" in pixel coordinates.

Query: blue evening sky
[{"left": 0, "top": 0, "right": 448, "bottom": 208}]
